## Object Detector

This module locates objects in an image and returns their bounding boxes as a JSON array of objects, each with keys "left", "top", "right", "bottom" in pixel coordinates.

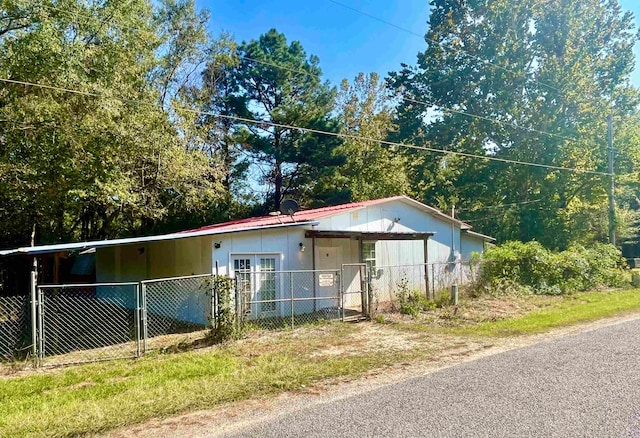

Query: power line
[
  {"left": 243, "top": 56, "right": 584, "bottom": 143},
  {"left": 326, "top": 0, "right": 598, "bottom": 101},
  {"left": 458, "top": 199, "right": 543, "bottom": 212},
  {"left": 0, "top": 77, "right": 612, "bottom": 176},
  {"left": 15, "top": 2, "right": 597, "bottom": 144}
]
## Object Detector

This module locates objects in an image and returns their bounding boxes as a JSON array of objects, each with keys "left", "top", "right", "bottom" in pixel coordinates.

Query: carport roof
[{"left": 0, "top": 221, "right": 318, "bottom": 256}]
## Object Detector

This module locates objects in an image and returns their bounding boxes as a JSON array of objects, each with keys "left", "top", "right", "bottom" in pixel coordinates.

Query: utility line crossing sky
[{"left": 204, "top": 0, "right": 640, "bottom": 89}]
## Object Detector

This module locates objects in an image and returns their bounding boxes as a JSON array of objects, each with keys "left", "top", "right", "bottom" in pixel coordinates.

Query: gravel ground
[{"left": 229, "top": 318, "right": 640, "bottom": 437}]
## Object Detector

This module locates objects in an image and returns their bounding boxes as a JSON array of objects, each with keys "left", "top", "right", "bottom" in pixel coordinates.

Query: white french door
[{"left": 231, "top": 254, "right": 280, "bottom": 318}]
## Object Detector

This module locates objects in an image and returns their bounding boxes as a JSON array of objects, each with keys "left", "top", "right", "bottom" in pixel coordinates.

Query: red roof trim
[{"left": 181, "top": 195, "right": 470, "bottom": 234}]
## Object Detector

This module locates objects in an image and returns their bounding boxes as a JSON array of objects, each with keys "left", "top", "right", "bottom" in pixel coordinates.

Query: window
[
  {"left": 234, "top": 258, "right": 252, "bottom": 315},
  {"left": 362, "top": 241, "right": 376, "bottom": 272}
]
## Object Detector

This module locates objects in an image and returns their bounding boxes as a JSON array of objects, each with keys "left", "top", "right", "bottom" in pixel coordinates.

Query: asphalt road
[{"left": 229, "top": 318, "right": 640, "bottom": 437}]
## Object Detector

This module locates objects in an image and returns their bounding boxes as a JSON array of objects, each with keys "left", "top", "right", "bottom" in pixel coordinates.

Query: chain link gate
[
  {"left": 233, "top": 270, "right": 343, "bottom": 330},
  {"left": 340, "top": 264, "right": 369, "bottom": 320},
  {"left": 36, "top": 283, "right": 140, "bottom": 366},
  {"left": 141, "top": 274, "right": 213, "bottom": 353}
]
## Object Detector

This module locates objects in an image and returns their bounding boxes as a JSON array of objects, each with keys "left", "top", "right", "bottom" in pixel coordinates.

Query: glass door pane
[
  {"left": 259, "top": 258, "right": 276, "bottom": 313},
  {"left": 234, "top": 258, "right": 252, "bottom": 315}
]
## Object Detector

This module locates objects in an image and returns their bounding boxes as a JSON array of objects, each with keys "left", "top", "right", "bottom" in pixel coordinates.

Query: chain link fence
[
  {"left": 236, "top": 270, "right": 344, "bottom": 330},
  {"left": 38, "top": 284, "right": 139, "bottom": 366},
  {"left": 0, "top": 295, "right": 29, "bottom": 361},
  {"left": 142, "top": 275, "right": 213, "bottom": 352},
  {"left": 1, "top": 262, "right": 479, "bottom": 368},
  {"left": 370, "top": 261, "right": 478, "bottom": 311}
]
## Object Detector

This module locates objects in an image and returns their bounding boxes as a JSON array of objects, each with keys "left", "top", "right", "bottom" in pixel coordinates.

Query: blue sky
[{"left": 204, "top": 0, "right": 640, "bottom": 88}]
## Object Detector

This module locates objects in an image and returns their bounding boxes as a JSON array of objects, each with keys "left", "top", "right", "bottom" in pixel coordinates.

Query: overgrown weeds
[{"left": 475, "top": 241, "right": 628, "bottom": 295}]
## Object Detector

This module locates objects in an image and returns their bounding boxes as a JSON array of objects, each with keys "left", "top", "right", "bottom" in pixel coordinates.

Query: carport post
[{"left": 423, "top": 239, "right": 429, "bottom": 300}]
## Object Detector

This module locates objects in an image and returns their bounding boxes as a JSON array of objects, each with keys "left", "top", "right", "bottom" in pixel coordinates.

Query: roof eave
[
  {"left": 0, "top": 221, "right": 320, "bottom": 256},
  {"left": 463, "top": 230, "right": 496, "bottom": 242}
]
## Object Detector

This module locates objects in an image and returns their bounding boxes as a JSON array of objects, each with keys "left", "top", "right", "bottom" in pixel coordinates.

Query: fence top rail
[
  {"left": 375, "top": 261, "right": 473, "bottom": 269},
  {"left": 247, "top": 269, "right": 341, "bottom": 274},
  {"left": 38, "top": 282, "right": 139, "bottom": 289},
  {"left": 141, "top": 273, "right": 212, "bottom": 284}
]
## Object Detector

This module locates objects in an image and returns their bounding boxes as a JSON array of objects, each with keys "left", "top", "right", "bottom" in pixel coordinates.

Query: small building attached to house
[{"left": 1, "top": 196, "right": 494, "bottom": 324}]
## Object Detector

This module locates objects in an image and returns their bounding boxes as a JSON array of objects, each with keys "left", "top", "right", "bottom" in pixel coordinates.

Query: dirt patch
[
  {"left": 309, "top": 323, "right": 421, "bottom": 358},
  {"left": 381, "top": 294, "right": 561, "bottom": 328}
]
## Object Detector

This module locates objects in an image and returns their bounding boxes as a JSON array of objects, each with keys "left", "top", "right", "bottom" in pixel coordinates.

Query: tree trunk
[{"left": 274, "top": 160, "right": 283, "bottom": 212}]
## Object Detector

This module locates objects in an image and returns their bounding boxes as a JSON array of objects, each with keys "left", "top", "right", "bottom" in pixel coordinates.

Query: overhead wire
[
  {"left": 242, "top": 55, "right": 584, "bottom": 143},
  {"left": 0, "top": 77, "right": 612, "bottom": 176},
  {"left": 458, "top": 199, "right": 543, "bottom": 212},
  {"left": 15, "top": 2, "right": 603, "bottom": 145},
  {"left": 325, "top": 0, "right": 568, "bottom": 95}
]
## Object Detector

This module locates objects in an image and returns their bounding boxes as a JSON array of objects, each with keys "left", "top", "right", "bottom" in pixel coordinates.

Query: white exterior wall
[
  {"left": 211, "top": 227, "right": 312, "bottom": 275},
  {"left": 461, "top": 234, "right": 486, "bottom": 261},
  {"left": 93, "top": 198, "right": 488, "bottom": 320},
  {"left": 314, "top": 199, "right": 461, "bottom": 264}
]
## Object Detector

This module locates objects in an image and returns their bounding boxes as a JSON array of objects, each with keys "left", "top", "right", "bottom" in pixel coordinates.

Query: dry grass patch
[{"left": 381, "top": 293, "right": 561, "bottom": 331}]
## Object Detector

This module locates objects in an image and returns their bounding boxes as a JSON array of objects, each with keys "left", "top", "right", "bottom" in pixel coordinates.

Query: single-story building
[{"left": 1, "top": 196, "right": 494, "bottom": 323}]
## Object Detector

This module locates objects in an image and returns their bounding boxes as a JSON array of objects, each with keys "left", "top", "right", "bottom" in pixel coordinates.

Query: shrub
[
  {"left": 206, "top": 275, "right": 239, "bottom": 343},
  {"left": 477, "top": 241, "right": 627, "bottom": 295},
  {"left": 396, "top": 275, "right": 435, "bottom": 317},
  {"left": 399, "top": 290, "right": 436, "bottom": 317}
]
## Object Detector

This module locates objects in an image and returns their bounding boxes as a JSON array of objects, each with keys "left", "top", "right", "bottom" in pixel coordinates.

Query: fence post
[
  {"left": 213, "top": 263, "right": 219, "bottom": 330},
  {"left": 234, "top": 276, "right": 241, "bottom": 333},
  {"left": 290, "top": 273, "right": 294, "bottom": 329},
  {"left": 140, "top": 282, "right": 148, "bottom": 355},
  {"left": 339, "top": 270, "right": 345, "bottom": 322},
  {"left": 214, "top": 269, "right": 218, "bottom": 329},
  {"left": 135, "top": 283, "right": 141, "bottom": 358},
  {"left": 431, "top": 264, "right": 436, "bottom": 301},
  {"left": 366, "top": 267, "right": 373, "bottom": 318},
  {"left": 37, "top": 286, "right": 44, "bottom": 365},
  {"left": 30, "top": 262, "right": 38, "bottom": 367}
]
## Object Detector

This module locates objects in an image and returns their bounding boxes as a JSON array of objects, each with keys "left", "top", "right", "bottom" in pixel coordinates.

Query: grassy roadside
[
  {"left": 451, "top": 289, "right": 640, "bottom": 336},
  {"left": 1, "top": 288, "right": 640, "bottom": 437}
]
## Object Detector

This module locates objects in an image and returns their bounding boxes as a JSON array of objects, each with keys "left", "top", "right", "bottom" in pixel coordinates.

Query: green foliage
[
  {"left": 396, "top": 276, "right": 435, "bottom": 317},
  {"left": 207, "top": 275, "right": 238, "bottom": 343},
  {"left": 230, "top": 29, "right": 344, "bottom": 211},
  {"left": 478, "top": 241, "right": 627, "bottom": 295},
  {"left": 0, "top": 0, "right": 226, "bottom": 246},
  {"left": 388, "top": 0, "right": 640, "bottom": 248},
  {"left": 316, "top": 72, "right": 410, "bottom": 203}
]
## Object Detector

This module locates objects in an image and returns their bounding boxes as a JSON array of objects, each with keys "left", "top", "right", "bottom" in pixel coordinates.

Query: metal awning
[
  {"left": 463, "top": 230, "right": 496, "bottom": 242},
  {"left": 305, "top": 230, "right": 434, "bottom": 240},
  {"left": 1, "top": 221, "right": 319, "bottom": 257}
]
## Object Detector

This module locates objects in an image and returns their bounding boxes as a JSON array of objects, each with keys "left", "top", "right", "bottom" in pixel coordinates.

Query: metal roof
[
  {"left": 0, "top": 195, "right": 488, "bottom": 256},
  {"left": 0, "top": 221, "right": 318, "bottom": 256},
  {"left": 185, "top": 195, "right": 471, "bottom": 233}
]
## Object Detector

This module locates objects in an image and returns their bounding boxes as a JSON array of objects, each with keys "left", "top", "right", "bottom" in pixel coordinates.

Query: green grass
[
  {"left": 3, "top": 288, "right": 640, "bottom": 437},
  {"left": 452, "top": 288, "right": 640, "bottom": 337},
  {"left": 0, "top": 325, "right": 420, "bottom": 438}
]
